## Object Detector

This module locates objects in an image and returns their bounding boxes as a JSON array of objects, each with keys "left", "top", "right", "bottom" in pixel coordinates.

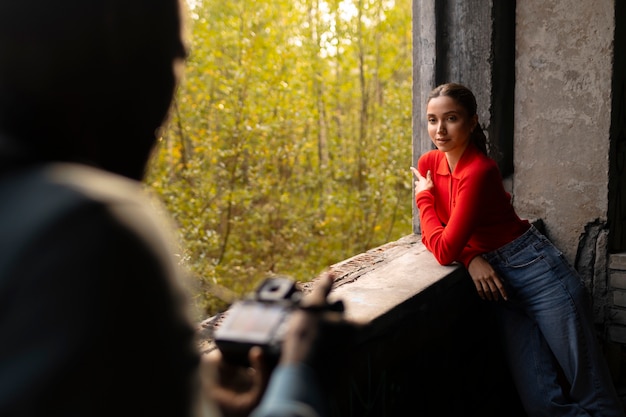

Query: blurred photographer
[{"left": 0, "top": 1, "right": 342, "bottom": 416}]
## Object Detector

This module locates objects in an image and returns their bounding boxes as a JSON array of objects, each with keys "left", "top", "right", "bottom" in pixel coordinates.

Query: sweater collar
[{"left": 435, "top": 143, "right": 481, "bottom": 178}]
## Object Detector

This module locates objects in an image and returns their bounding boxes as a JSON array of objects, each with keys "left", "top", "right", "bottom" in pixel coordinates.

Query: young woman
[{"left": 411, "top": 83, "right": 624, "bottom": 416}]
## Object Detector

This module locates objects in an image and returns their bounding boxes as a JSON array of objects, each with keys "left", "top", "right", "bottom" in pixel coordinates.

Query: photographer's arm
[{"left": 200, "top": 346, "right": 270, "bottom": 417}]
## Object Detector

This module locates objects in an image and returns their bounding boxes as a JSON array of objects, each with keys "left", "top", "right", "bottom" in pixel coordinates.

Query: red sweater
[{"left": 416, "top": 143, "right": 530, "bottom": 268}]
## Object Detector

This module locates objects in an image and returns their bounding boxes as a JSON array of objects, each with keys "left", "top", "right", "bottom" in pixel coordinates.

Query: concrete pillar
[{"left": 411, "top": 0, "right": 436, "bottom": 234}]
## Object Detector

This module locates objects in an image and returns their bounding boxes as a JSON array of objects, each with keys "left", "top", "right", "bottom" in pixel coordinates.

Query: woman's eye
[
  {"left": 447, "top": 116, "right": 457, "bottom": 121},
  {"left": 428, "top": 118, "right": 436, "bottom": 123}
]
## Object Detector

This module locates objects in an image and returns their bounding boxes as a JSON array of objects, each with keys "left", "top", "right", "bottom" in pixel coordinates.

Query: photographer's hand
[
  {"left": 201, "top": 345, "right": 270, "bottom": 417},
  {"left": 279, "top": 272, "right": 335, "bottom": 366}
]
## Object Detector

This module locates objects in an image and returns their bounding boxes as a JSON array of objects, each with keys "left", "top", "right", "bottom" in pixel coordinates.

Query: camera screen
[{"left": 215, "top": 300, "right": 289, "bottom": 345}]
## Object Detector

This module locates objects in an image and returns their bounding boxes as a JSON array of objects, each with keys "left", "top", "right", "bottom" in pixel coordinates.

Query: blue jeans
[{"left": 483, "top": 225, "right": 624, "bottom": 417}]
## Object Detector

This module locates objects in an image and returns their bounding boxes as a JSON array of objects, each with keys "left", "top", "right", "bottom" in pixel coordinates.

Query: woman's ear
[{"left": 470, "top": 114, "right": 478, "bottom": 132}]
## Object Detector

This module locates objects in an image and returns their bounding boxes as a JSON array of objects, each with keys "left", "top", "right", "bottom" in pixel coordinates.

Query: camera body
[{"left": 213, "top": 276, "right": 302, "bottom": 365}]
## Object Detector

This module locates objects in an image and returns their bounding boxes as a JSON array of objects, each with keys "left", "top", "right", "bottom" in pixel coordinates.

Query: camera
[{"left": 213, "top": 276, "right": 303, "bottom": 365}]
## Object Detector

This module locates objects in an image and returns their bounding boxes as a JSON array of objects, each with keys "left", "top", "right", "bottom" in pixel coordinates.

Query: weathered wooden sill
[{"left": 198, "top": 234, "right": 525, "bottom": 417}]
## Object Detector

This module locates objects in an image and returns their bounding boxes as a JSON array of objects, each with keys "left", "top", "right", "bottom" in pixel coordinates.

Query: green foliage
[{"left": 146, "top": 0, "right": 413, "bottom": 316}]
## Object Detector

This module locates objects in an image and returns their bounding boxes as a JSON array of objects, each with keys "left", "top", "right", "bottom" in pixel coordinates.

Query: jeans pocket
[{"left": 503, "top": 250, "right": 545, "bottom": 269}]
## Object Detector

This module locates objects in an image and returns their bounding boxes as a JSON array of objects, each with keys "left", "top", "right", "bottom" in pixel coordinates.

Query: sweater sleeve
[{"left": 416, "top": 153, "right": 492, "bottom": 268}]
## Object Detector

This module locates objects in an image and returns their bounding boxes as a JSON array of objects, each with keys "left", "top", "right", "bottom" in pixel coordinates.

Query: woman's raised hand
[{"left": 410, "top": 167, "right": 433, "bottom": 195}]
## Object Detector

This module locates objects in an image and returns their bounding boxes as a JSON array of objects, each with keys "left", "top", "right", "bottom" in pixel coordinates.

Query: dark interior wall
[
  {"left": 327, "top": 268, "right": 525, "bottom": 417},
  {"left": 609, "top": 0, "right": 626, "bottom": 252},
  {"left": 490, "top": 1, "right": 516, "bottom": 177}
]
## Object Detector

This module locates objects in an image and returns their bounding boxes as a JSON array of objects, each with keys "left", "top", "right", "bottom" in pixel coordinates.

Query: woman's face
[{"left": 426, "top": 95, "right": 477, "bottom": 161}]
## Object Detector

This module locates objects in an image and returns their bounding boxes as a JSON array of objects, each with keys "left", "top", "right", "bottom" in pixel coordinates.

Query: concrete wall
[{"left": 513, "top": 0, "right": 615, "bottom": 263}]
